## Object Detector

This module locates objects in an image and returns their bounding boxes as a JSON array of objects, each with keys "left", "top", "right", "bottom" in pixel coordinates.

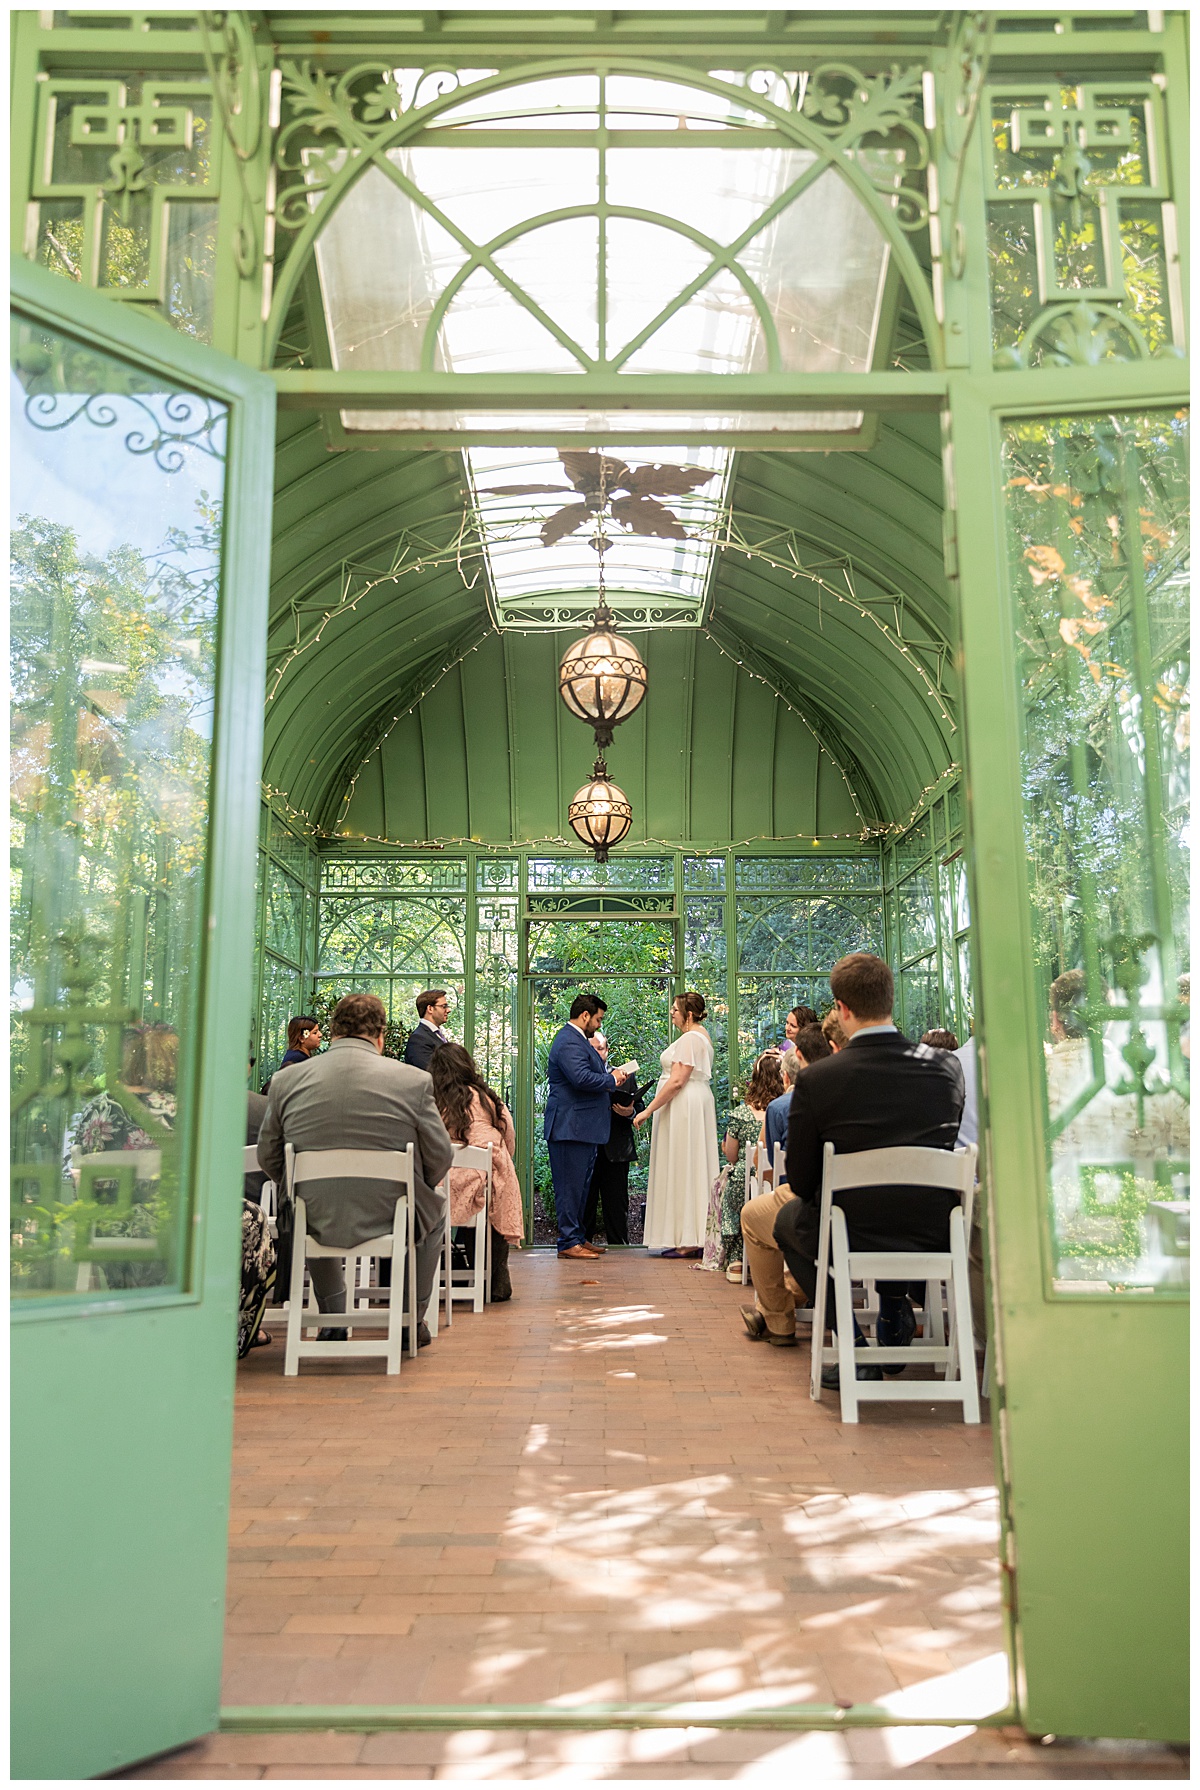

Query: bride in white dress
[{"left": 635, "top": 992, "right": 720, "bottom": 1254}]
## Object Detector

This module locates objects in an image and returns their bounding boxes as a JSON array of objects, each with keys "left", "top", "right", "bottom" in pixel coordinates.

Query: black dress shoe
[
  {"left": 876, "top": 1298, "right": 917, "bottom": 1374},
  {"left": 741, "top": 1307, "right": 798, "bottom": 1346},
  {"left": 316, "top": 1326, "right": 348, "bottom": 1342},
  {"left": 821, "top": 1361, "right": 884, "bottom": 1390}
]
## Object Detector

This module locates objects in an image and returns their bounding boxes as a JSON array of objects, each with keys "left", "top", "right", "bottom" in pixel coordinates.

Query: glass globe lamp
[
  {"left": 567, "top": 757, "right": 634, "bottom": 863},
  {"left": 558, "top": 605, "right": 647, "bottom": 750}
]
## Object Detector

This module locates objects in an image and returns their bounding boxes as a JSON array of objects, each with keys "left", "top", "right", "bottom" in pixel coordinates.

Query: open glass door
[
  {"left": 950, "top": 369, "right": 1189, "bottom": 1740},
  {"left": 9, "top": 257, "right": 273, "bottom": 1778}
]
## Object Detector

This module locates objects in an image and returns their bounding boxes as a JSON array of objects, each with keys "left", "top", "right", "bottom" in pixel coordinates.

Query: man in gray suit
[{"left": 257, "top": 992, "right": 453, "bottom": 1347}]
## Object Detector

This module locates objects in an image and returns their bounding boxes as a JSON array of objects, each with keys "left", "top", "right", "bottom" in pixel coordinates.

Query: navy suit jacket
[
  {"left": 543, "top": 1023, "right": 618, "bottom": 1144},
  {"left": 764, "top": 1090, "right": 790, "bottom": 1167}
]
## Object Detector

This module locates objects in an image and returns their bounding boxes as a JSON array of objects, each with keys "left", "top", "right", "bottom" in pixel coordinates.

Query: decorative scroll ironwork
[
  {"left": 199, "top": 9, "right": 266, "bottom": 278},
  {"left": 14, "top": 330, "right": 227, "bottom": 471},
  {"left": 525, "top": 892, "right": 677, "bottom": 919},
  {"left": 937, "top": 11, "right": 995, "bottom": 281}
]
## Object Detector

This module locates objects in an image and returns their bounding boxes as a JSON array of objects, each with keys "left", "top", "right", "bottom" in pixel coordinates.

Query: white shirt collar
[
  {"left": 420, "top": 1016, "right": 445, "bottom": 1033},
  {"left": 848, "top": 1021, "right": 898, "bottom": 1040}
]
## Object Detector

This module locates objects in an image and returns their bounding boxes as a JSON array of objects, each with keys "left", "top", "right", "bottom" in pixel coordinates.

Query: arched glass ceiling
[
  {"left": 307, "top": 68, "right": 897, "bottom": 438},
  {"left": 466, "top": 442, "right": 730, "bottom": 627}
]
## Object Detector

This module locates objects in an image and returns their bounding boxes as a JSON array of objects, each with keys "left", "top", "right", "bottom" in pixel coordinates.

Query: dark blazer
[
  {"left": 543, "top": 1023, "right": 618, "bottom": 1144},
  {"left": 602, "top": 1077, "right": 646, "bottom": 1163},
  {"left": 785, "top": 1029, "right": 965, "bottom": 1251},
  {"left": 403, "top": 1023, "right": 444, "bottom": 1072}
]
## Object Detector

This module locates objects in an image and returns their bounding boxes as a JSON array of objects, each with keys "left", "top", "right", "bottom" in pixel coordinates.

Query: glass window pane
[
  {"left": 1002, "top": 407, "right": 1190, "bottom": 1293},
  {"left": 526, "top": 857, "right": 672, "bottom": 891},
  {"left": 259, "top": 957, "right": 302, "bottom": 1082},
  {"left": 10, "top": 317, "right": 226, "bottom": 1299},
  {"left": 528, "top": 919, "right": 675, "bottom": 976},
  {"left": 685, "top": 897, "right": 727, "bottom": 986},
  {"left": 900, "top": 963, "right": 941, "bottom": 1040},
  {"left": 265, "top": 862, "right": 304, "bottom": 965},
  {"left": 735, "top": 855, "right": 881, "bottom": 889},
  {"left": 475, "top": 895, "right": 518, "bottom": 1110},
  {"left": 899, "top": 871, "right": 937, "bottom": 963},
  {"left": 809, "top": 896, "right": 884, "bottom": 965},
  {"left": 683, "top": 855, "right": 725, "bottom": 890},
  {"left": 895, "top": 811, "right": 933, "bottom": 875}
]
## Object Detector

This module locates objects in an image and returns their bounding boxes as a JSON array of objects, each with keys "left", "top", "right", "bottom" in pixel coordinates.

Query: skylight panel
[{"left": 467, "top": 443, "right": 731, "bottom": 629}]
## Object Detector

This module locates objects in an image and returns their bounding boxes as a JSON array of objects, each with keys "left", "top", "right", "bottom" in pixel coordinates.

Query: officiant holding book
[{"left": 585, "top": 1031, "right": 646, "bottom": 1248}]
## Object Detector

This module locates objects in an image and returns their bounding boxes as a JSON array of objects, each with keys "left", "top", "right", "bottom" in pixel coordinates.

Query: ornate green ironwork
[{"left": 266, "top": 58, "right": 941, "bottom": 386}]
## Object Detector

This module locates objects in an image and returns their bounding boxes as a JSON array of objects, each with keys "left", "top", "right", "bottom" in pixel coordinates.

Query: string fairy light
[{"left": 264, "top": 502, "right": 957, "bottom": 736}]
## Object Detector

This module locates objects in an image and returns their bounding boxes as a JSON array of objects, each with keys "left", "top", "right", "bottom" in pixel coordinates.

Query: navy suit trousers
[{"left": 548, "top": 1140, "right": 597, "bottom": 1252}]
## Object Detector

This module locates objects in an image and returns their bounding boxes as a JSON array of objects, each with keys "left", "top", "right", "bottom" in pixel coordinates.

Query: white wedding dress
[{"left": 643, "top": 1028, "right": 720, "bottom": 1250}]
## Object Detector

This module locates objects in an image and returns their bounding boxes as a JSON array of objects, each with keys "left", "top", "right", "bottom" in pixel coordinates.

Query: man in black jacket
[
  {"left": 403, "top": 989, "right": 452, "bottom": 1071},
  {"left": 774, "top": 953, "right": 964, "bottom": 1385}
]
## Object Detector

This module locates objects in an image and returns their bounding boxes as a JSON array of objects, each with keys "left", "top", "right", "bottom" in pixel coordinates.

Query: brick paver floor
[{"left": 120, "top": 1250, "right": 1187, "bottom": 1779}]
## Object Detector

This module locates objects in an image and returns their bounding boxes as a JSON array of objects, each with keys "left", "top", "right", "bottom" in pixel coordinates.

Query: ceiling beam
[{"left": 272, "top": 370, "right": 947, "bottom": 413}]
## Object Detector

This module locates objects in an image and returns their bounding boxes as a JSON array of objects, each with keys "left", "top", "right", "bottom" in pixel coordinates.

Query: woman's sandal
[{"left": 251, "top": 1328, "right": 272, "bottom": 1348}]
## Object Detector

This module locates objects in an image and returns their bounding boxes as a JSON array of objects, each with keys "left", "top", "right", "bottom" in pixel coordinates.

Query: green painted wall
[{"left": 333, "top": 630, "right": 863, "bottom": 849}]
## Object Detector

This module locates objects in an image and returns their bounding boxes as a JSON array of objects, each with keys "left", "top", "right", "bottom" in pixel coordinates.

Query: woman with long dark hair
[{"left": 429, "top": 1043, "right": 523, "bottom": 1301}]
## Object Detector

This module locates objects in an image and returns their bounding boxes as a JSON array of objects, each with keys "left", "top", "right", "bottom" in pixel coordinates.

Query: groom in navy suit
[{"left": 544, "top": 993, "right": 629, "bottom": 1259}]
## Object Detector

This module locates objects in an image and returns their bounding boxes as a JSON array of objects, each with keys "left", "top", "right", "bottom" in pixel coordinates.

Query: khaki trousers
[{"left": 741, "top": 1183, "right": 800, "bottom": 1336}]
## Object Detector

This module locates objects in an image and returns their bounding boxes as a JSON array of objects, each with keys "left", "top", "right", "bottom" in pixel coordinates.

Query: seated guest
[
  {"left": 821, "top": 1008, "right": 847, "bottom": 1053},
  {"left": 922, "top": 1027, "right": 960, "bottom": 1051},
  {"left": 738, "top": 1029, "right": 829, "bottom": 1344},
  {"left": 403, "top": 989, "right": 453, "bottom": 1071},
  {"left": 706, "top": 1053, "right": 785, "bottom": 1279},
  {"left": 762, "top": 1025, "right": 832, "bottom": 1164},
  {"left": 774, "top": 953, "right": 964, "bottom": 1388},
  {"left": 279, "top": 1016, "right": 322, "bottom": 1072},
  {"left": 257, "top": 992, "right": 453, "bottom": 1348},
  {"left": 430, "top": 1043, "right": 523, "bottom": 1303},
  {"left": 583, "top": 1032, "right": 645, "bottom": 1249},
  {"left": 783, "top": 1005, "right": 820, "bottom": 1053},
  {"left": 241, "top": 1063, "right": 274, "bottom": 1354}
]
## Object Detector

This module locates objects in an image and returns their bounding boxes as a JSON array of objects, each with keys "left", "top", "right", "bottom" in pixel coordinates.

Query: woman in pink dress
[{"left": 430, "top": 1043, "right": 523, "bottom": 1301}]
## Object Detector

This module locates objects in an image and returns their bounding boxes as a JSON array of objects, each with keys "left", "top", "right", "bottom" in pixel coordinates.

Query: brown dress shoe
[{"left": 558, "top": 1244, "right": 602, "bottom": 1259}]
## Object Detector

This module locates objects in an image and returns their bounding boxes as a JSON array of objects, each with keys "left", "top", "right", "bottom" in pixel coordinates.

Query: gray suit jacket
[{"left": 256, "top": 1037, "right": 454, "bottom": 1249}]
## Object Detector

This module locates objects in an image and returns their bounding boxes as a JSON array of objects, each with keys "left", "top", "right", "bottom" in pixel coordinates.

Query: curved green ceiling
[{"left": 262, "top": 407, "right": 956, "bottom": 840}]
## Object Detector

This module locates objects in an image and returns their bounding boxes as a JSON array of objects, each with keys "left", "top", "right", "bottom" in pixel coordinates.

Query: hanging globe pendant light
[
  {"left": 567, "top": 755, "right": 633, "bottom": 864},
  {"left": 557, "top": 531, "right": 647, "bottom": 750}
]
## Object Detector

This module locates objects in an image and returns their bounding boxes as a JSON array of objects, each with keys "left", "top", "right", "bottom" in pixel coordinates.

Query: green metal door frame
[{"left": 9, "top": 255, "right": 275, "bottom": 1779}]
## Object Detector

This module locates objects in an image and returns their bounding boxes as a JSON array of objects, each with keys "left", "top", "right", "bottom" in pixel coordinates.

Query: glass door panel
[
  {"left": 1001, "top": 406, "right": 1190, "bottom": 1292},
  {"left": 10, "top": 317, "right": 227, "bottom": 1298}
]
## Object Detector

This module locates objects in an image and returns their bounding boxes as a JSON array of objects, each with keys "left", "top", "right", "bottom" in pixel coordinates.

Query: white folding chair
[
  {"left": 809, "top": 1142, "right": 980, "bottom": 1424},
  {"left": 426, "top": 1198, "right": 453, "bottom": 1338},
  {"left": 71, "top": 1149, "right": 163, "bottom": 1292},
  {"left": 243, "top": 1144, "right": 277, "bottom": 1236},
  {"left": 742, "top": 1141, "right": 774, "bottom": 1285},
  {"left": 282, "top": 1144, "right": 417, "bottom": 1375},
  {"left": 444, "top": 1143, "right": 492, "bottom": 1313}
]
